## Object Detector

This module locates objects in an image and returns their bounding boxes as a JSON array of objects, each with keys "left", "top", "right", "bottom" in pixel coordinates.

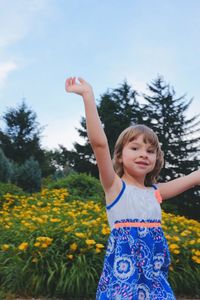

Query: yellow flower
[
  {"left": 95, "top": 248, "right": 101, "bottom": 253},
  {"left": 192, "top": 255, "right": 200, "bottom": 264},
  {"left": 172, "top": 236, "right": 180, "bottom": 242},
  {"left": 34, "top": 242, "right": 40, "bottom": 247},
  {"left": 41, "top": 243, "right": 48, "bottom": 248},
  {"left": 18, "top": 242, "right": 28, "bottom": 251},
  {"left": 2, "top": 244, "right": 10, "bottom": 251},
  {"left": 67, "top": 254, "right": 73, "bottom": 260},
  {"left": 70, "top": 243, "right": 78, "bottom": 252},
  {"left": 96, "top": 243, "right": 104, "bottom": 249},
  {"left": 34, "top": 237, "right": 53, "bottom": 248},
  {"left": 85, "top": 239, "right": 96, "bottom": 246},
  {"left": 50, "top": 218, "right": 61, "bottom": 223},
  {"left": 169, "top": 243, "right": 179, "bottom": 250},
  {"left": 101, "top": 227, "right": 110, "bottom": 235},
  {"left": 75, "top": 232, "right": 85, "bottom": 238},
  {"left": 189, "top": 240, "right": 195, "bottom": 245}
]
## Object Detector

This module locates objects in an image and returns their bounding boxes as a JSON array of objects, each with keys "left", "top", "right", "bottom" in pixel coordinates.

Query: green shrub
[
  {"left": 47, "top": 173, "right": 104, "bottom": 201},
  {"left": 15, "top": 157, "right": 42, "bottom": 193},
  {"left": 0, "top": 148, "right": 12, "bottom": 182},
  {"left": 0, "top": 182, "right": 24, "bottom": 196}
]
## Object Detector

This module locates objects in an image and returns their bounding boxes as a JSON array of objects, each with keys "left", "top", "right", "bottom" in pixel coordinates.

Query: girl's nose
[{"left": 140, "top": 150, "right": 148, "bottom": 157}]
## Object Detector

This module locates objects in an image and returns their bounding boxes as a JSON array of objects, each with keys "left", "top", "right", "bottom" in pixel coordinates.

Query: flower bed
[{"left": 0, "top": 188, "right": 199, "bottom": 298}]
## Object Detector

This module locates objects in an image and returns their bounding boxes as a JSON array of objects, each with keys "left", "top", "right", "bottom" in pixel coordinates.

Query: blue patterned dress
[{"left": 96, "top": 181, "right": 176, "bottom": 300}]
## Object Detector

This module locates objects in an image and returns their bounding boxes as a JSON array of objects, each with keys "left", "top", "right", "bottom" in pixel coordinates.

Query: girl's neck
[
  {"left": 122, "top": 174, "right": 146, "bottom": 188},
  {"left": 122, "top": 173, "right": 145, "bottom": 188}
]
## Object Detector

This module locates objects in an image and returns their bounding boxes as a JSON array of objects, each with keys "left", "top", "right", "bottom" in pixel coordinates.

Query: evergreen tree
[
  {"left": 143, "top": 76, "right": 200, "bottom": 219},
  {"left": 0, "top": 101, "right": 46, "bottom": 174},
  {"left": 0, "top": 148, "right": 12, "bottom": 182},
  {"left": 16, "top": 157, "right": 42, "bottom": 192}
]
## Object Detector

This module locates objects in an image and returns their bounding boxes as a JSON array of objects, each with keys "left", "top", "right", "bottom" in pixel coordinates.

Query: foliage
[
  {"left": 46, "top": 172, "right": 104, "bottom": 201},
  {"left": 0, "top": 148, "right": 13, "bottom": 182},
  {"left": 0, "top": 182, "right": 24, "bottom": 196},
  {"left": 15, "top": 157, "right": 42, "bottom": 193},
  {"left": 0, "top": 182, "right": 25, "bottom": 208},
  {"left": 0, "top": 101, "right": 54, "bottom": 177},
  {"left": 0, "top": 188, "right": 199, "bottom": 298}
]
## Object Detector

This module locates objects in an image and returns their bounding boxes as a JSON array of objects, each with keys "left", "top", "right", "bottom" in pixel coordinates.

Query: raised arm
[
  {"left": 65, "top": 77, "right": 119, "bottom": 193},
  {"left": 158, "top": 169, "right": 200, "bottom": 200}
]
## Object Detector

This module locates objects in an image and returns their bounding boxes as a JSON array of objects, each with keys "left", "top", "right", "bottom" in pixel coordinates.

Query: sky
[{"left": 0, "top": 0, "right": 200, "bottom": 151}]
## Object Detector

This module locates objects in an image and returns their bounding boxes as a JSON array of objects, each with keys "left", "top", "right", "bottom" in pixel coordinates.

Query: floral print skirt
[{"left": 96, "top": 219, "right": 176, "bottom": 300}]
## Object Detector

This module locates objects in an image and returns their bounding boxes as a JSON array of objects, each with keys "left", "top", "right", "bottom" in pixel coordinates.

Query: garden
[{"left": 0, "top": 174, "right": 200, "bottom": 299}]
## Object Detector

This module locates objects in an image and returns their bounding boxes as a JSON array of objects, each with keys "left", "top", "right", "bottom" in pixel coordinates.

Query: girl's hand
[{"left": 65, "top": 77, "right": 93, "bottom": 97}]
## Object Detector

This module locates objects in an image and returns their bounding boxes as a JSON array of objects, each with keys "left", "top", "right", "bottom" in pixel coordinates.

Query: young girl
[{"left": 65, "top": 77, "right": 200, "bottom": 300}]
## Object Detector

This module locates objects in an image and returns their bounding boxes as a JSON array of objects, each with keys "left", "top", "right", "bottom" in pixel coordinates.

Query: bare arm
[
  {"left": 65, "top": 77, "right": 120, "bottom": 193},
  {"left": 158, "top": 169, "right": 200, "bottom": 200}
]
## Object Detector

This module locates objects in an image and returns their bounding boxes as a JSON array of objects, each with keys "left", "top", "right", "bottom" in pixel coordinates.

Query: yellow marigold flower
[
  {"left": 95, "top": 248, "right": 101, "bottom": 253},
  {"left": 50, "top": 218, "right": 61, "bottom": 222},
  {"left": 96, "top": 243, "right": 104, "bottom": 249},
  {"left": 192, "top": 255, "right": 200, "bottom": 264},
  {"left": 34, "top": 237, "right": 53, "bottom": 248},
  {"left": 85, "top": 239, "right": 96, "bottom": 246},
  {"left": 67, "top": 254, "right": 73, "bottom": 260},
  {"left": 41, "top": 243, "right": 48, "bottom": 248},
  {"left": 173, "top": 249, "right": 180, "bottom": 255},
  {"left": 18, "top": 242, "right": 28, "bottom": 251},
  {"left": 189, "top": 240, "right": 195, "bottom": 245},
  {"left": 196, "top": 250, "right": 200, "bottom": 256},
  {"left": 101, "top": 227, "right": 110, "bottom": 235},
  {"left": 75, "top": 232, "right": 85, "bottom": 238},
  {"left": 70, "top": 243, "right": 78, "bottom": 252},
  {"left": 169, "top": 243, "right": 179, "bottom": 250},
  {"left": 2, "top": 244, "right": 10, "bottom": 251},
  {"left": 172, "top": 236, "right": 180, "bottom": 242},
  {"left": 34, "top": 242, "right": 40, "bottom": 247},
  {"left": 165, "top": 234, "right": 171, "bottom": 240}
]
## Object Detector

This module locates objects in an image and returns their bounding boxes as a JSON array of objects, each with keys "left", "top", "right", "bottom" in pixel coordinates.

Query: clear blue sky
[{"left": 0, "top": 0, "right": 200, "bottom": 150}]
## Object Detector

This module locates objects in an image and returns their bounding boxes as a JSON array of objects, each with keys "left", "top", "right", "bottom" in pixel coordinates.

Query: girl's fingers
[{"left": 78, "top": 77, "right": 85, "bottom": 84}]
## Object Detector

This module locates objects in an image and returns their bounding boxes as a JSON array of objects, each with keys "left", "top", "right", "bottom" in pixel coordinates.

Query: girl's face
[{"left": 120, "top": 134, "right": 157, "bottom": 180}]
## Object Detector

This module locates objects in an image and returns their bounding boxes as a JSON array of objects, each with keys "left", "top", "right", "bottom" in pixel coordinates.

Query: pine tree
[{"left": 0, "top": 101, "right": 46, "bottom": 174}]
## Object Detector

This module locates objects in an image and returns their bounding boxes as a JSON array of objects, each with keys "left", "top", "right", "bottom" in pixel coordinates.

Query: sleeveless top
[{"left": 106, "top": 181, "right": 162, "bottom": 229}]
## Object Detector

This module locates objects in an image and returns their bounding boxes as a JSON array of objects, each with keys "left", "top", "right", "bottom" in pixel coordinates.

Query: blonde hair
[{"left": 113, "top": 124, "right": 164, "bottom": 186}]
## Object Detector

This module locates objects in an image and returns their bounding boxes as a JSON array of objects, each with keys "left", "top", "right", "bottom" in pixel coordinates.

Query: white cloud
[{"left": 0, "top": 61, "right": 17, "bottom": 88}]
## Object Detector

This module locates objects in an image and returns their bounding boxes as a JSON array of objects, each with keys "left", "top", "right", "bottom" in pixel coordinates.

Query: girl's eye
[
  {"left": 131, "top": 147, "right": 138, "bottom": 150},
  {"left": 148, "top": 149, "right": 155, "bottom": 154}
]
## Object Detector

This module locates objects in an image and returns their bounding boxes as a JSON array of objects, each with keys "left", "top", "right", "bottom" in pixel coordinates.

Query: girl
[{"left": 65, "top": 77, "right": 200, "bottom": 300}]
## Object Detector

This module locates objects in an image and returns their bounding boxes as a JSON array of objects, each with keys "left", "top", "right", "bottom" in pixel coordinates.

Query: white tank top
[{"left": 106, "top": 181, "right": 162, "bottom": 229}]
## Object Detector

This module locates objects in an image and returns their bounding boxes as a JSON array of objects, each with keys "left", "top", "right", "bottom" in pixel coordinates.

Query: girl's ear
[{"left": 119, "top": 157, "right": 123, "bottom": 163}]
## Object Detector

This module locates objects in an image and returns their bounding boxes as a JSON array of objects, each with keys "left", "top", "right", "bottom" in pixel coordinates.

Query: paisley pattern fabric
[{"left": 96, "top": 219, "right": 176, "bottom": 300}]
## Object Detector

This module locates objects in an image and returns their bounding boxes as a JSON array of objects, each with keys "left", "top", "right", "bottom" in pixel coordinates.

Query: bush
[
  {"left": 15, "top": 157, "right": 42, "bottom": 193},
  {"left": 0, "top": 182, "right": 24, "bottom": 196},
  {"left": 0, "top": 148, "right": 12, "bottom": 182},
  {"left": 0, "top": 182, "right": 25, "bottom": 207},
  {"left": 47, "top": 173, "right": 104, "bottom": 201}
]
